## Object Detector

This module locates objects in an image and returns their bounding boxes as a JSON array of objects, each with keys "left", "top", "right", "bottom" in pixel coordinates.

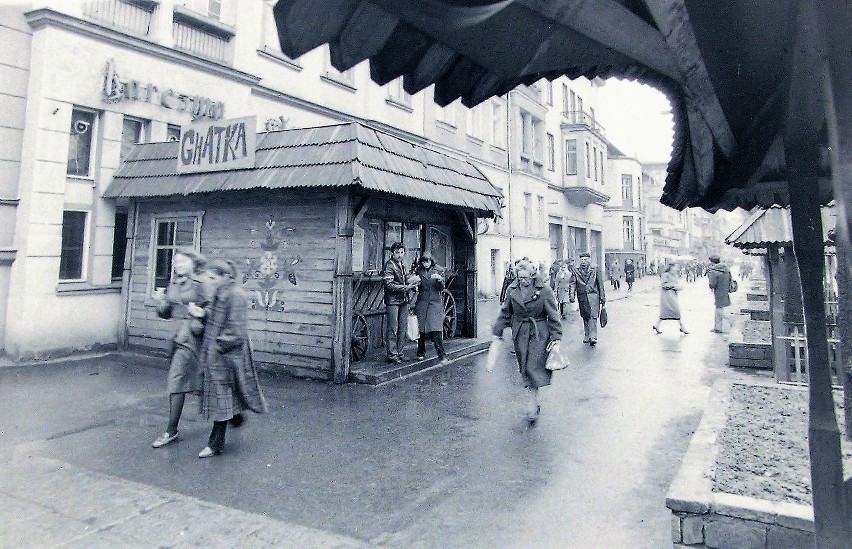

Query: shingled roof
[{"left": 104, "top": 122, "right": 503, "bottom": 216}]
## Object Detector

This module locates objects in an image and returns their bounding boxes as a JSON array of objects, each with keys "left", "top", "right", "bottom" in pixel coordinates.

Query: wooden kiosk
[{"left": 106, "top": 122, "right": 502, "bottom": 383}]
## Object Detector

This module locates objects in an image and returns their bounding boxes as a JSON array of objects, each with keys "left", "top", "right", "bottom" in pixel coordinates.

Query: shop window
[
  {"left": 120, "top": 116, "right": 147, "bottom": 163},
  {"left": 60, "top": 211, "right": 88, "bottom": 281},
  {"left": 111, "top": 210, "right": 129, "bottom": 280},
  {"left": 67, "top": 108, "right": 96, "bottom": 177},
  {"left": 564, "top": 139, "right": 577, "bottom": 175},
  {"left": 151, "top": 214, "right": 202, "bottom": 293},
  {"left": 167, "top": 124, "right": 182, "bottom": 142}
]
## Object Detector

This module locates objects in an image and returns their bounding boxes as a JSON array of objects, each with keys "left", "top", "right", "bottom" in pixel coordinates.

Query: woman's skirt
[{"left": 659, "top": 289, "right": 681, "bottom": 320}]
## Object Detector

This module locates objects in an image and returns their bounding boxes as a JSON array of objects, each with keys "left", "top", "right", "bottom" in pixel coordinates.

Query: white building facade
[
  {"left": 602, "top": 143, "right": 645, "bottom": 275},
  {"left": 0, "top": 0, "right": 611, "bottom": 358}
]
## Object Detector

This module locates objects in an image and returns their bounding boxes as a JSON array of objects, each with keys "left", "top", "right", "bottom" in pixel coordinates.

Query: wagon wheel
[
  {"left": 442, "top": 289, "right": 457, "bottom": 339},
  {"left": 351, "top": 313, "right": 369, "bottom": 362}
]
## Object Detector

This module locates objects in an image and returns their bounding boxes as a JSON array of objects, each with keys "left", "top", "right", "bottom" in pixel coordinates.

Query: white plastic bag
[
  {"left": 485, "top": 338, "right": 502, "bottom": 372},
  {"left": 406, "top": 315, "right": 419, "bottom": 341},
  {"left": 545, "top": 340, "right": 569, "bottom": 371}
]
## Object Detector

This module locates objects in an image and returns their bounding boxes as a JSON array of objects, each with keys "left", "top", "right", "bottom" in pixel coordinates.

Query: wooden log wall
[{"left": 126, "top": 189, "right": 337, "bottom": 380}]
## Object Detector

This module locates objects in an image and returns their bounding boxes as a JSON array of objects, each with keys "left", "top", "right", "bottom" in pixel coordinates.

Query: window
[
  {"left": 387, "top": 77, "right": 412, "bottom": 107},
  {"left": 593, "top": 146, "right": 598, "bottom": 181},
  {"left": 564, "top": 139, "right": 577, "bottom": 174},
  {"left": 537, "top": 195, "right": 545, "bottom": 235},
  {"left": 208, "top": 0, "right": 222, "bottom": 19},
  {"left": 623, "top": 217, "right": 635, "bottom": 247},
  {"left": 585, "top": 142, "right": 591, "bottom": 179},
  {"left": 60, "top": 211, "right": 88, "bottom": 280},
  {"left": 524, "top": 192, "right": 532, "bottom": 234},
  {"left": 167, "top": 124, "right": 181, "bottom": 142},
  {"left": 323, "top": 45, "right": 355, "bottom": 87},
  {"left": 622, "top": 174, "right": 634, "bottom": 206},
  {"left": 67, "top": 108, "right": 96, "bottom": 177},
  {"left": 152, "top": 215, "right": 202, "bottom": 292},
  {"left": 546, "top": 133, "right": 555, "bottom": 171},
  {"left": 490, "top": 99, "right": 505, "bottom": 148},
  {"left": 577, "top": 96, "right": 584, "bottom": 118},
  {"left": 467, "top": 104, "right": 484, "bottom": 140},
  {"left": 178, "top": 0, "right": 224, "bottom": 20},
  {"left": 562, "top": 83, "right": 569, "bottom": 113},
  {"left": 600, "top": 150, "right": 605, "bottom": 183},
  {"left": 436, "top": 101, "right": 456, "bottom": 127},
  {"left": 120, "top": 116, "right": 145, "bottom": 163},
  {"left": 545, "top": 80, "right": 553, "bottom": 105},
  {"left": 570, "top": 91, "right": 577, "bottom": 118},
  {"left": 520, "top": 110, "right": 543, "bottom": 173},
  {"left": 111, "top": 211, "right": 128, "bottom": 280}
]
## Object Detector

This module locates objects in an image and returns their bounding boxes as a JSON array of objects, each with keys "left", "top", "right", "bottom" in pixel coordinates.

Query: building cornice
[{"left": 25, "top": 8, "right": 261, "bottom": 87}]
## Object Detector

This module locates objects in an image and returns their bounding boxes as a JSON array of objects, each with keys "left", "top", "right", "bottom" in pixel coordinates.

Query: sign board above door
[{"left": 177, "top": 116, "right": 256, "bottom": 174}]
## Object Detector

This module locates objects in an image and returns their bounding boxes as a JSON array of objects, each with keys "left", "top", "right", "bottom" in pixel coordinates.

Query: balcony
[
  {"left": 81, "top": 0, "right": 157, "bottom": 35},
  {"left": 561, "top": 110, "right": 606, "bottom": 136},
  {"left": 563, "top": 185, "right": 609, "bottom": 207},
  {"left": 172, "top": 5, "right": 235, "bottom": 63}
]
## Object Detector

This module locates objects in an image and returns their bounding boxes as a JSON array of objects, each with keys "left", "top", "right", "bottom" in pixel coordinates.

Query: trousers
[
  {"left": 714, "top": 306, "right": 730, "bottom": 332},
  {"left": 417, "top": 331, "right": 446, "bottom": 359},
  {"left": 385, "top": 303, "right": 410, "bottom": 359}
]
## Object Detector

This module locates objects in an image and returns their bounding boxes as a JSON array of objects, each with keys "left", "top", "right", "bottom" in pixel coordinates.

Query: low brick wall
[
  {"left": 728, "top": 320, "right": 772, "bottom": 369},
  {"left": 667, "top": 380, "right": 815, "bottom": 548}
]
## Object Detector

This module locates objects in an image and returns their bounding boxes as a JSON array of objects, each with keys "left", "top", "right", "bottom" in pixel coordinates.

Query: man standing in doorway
[
  {"left": 570, "top": 252, "right": 606, "bottom": 346},
  {"left": 383, "top": 242, "right": 417, "bottom": 363},
  {"left": 707, "top": 254, "right": 732, "bottom": 333}
]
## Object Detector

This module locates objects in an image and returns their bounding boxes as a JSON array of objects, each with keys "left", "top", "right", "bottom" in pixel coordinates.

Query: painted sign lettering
[
  {"left": 177, "top": 116, "right": 256, "bottom": 174},
  {"left": 103, "top": 59, "right": 225, "bottom": 120}
]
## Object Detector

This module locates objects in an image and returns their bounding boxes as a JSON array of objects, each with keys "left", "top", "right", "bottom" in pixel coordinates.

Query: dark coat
[
  {"left": 499, "top": 267, "right": 516, "bottom": 303},
  {"left": 493, "top": 277, "right": 562, "bottom": 389},
  {"left": 413, "top": 265, "right": 445, "bottom": 333},
  {"left": 382, "top": 258, "right": 411, "bottom": 305},
  {"left": 707, "top": 264, "right": 732, "bottom": 308},
  {"left": 156, "top": 275, "right": 205, "bottom": 394},
  {"left": 198, "top": 280, "right": 267, "bottom": 422},
  {"left": 570, "top": 266, "right": 606, "bottom": 319},
  {"left": 624, "top": 263, "right": 636, "bottom": 283}
]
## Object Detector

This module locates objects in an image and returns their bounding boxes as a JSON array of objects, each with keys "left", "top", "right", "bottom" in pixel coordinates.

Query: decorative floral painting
[{"left": 242, "top": 216, "right": 301, "bottom": 311}]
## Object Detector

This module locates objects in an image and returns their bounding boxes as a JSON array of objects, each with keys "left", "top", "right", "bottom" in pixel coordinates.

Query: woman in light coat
[
  {"left": 653, "top": 263, "right": 689, "bottom": 334},
  {"left": 152, "top": 248, "right": 207, "bottom": 449},
  {"left": 413, "top": 251, "right": 448, "bottom": 364},
  {"left": 492, "top": 260, "right": 562, "bottom": 423},
  {"left": 196, "top": 259, "right": 267, "bottom": 458}
]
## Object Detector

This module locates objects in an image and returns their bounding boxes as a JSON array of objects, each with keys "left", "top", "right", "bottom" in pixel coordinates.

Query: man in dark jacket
[
  {"left": 569, "top": 252, "right": 606, "bottom": 346},
  {"left": 383, "top": 242, "right": 417, "bottom": 363},
  {"left": 707, "top": 254, "right": 732, "bottom": 333}
]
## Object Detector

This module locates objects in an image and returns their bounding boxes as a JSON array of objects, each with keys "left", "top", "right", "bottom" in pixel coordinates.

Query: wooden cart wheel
[
  {"left": 442, "top": 289, "right": 457, "bottom": 339},
  {"left": 351, "top": 312, "right": 369, "bottom": 361}
]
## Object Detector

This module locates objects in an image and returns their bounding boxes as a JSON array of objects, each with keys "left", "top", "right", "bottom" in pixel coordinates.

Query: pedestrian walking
[
  {"left": 652, "top": 264, "right": 689, "bottom": 334},
  {"left": 624, "top": 259, "right": 636, "bottom": 291},
  {"left": 569, "top": 252, "right": 606, "bottom": 346},
  {"left": 491, "top": 260, "right": 562, "bottom": 423},
  {"left": 382, "top": 242, "right": 418, "bottom": 364},
  {"left": 608, "top": 258, "right": 622, "bottom": 290},
  {"left": 555, "top": 262, "right": 574, "bottom": 319},
  {"left": 707, "top": 254, "right": 733, "bottom": 333},
  {"left": 196, "top": 259, "right": 267, "bottom": 458},
  {"left": 151, "top": 248, "right": 207, "bottom": 449},
  {"left": 413, "top": 251, "right": 449, "bottom": 364}
]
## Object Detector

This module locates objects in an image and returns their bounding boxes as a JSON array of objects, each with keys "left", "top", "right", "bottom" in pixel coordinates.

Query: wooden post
[
  {"left": 458, "top": 211, "right": 477, "bottom": 338},
  {"left": 331, "top": 189, "right": 354, "bottom": 384},
  {"left": 766, "top": 246, "right": 787, "bottom": 382}
]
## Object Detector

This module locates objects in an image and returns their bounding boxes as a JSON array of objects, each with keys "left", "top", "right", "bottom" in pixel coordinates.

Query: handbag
[
  {"left": 406, "top": 314, "right": 419, "bottom": 341},
  {"left": 545, "top": 340, "right": 569, "bottom": 371},
  {"left": 599, "top": 305, "right": 608, "bottom": 327}
]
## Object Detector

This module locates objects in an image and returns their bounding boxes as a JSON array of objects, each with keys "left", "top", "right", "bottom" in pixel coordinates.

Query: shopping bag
[
  {"left": 406, "top": 315, "right": 419, "bottom": 341},
  {"left": 485, "top": 339, "right": 502, "bottom": 372},
  {"left": 599, "top": 305, "right": 608, "bottom": 327},
  {"left": 545, "top": 340, "right": 569, "bottom": 371}
]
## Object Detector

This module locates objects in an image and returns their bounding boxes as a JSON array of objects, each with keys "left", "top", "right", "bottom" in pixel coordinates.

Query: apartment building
[
  {"left": 0, "top": 0, "right": 609, "bottom": 358},
  {"left": 602, "top": 142, "right": 644, "bottom": 274}
]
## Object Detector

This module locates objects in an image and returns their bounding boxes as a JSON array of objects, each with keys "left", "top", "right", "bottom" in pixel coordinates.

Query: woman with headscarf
[
  {"left": 652, "top": 263, "right": 689, "bottom": 335},
  {"left": 491, "top": 260, "right": 562, "bottom": 423},
  {"left": 413, "top": 251, "right": 449, "bottom": 364},
  {"left": 196, "top": 259, "right": 267, "bottom": 458},
  {"left": 151, "top": 248, "right": 207, "bottom": 449}
]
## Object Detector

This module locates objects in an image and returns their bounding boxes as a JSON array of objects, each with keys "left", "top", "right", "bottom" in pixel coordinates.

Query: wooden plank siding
[{"left": 126, "top": 190, "right": 338, "bottom": 380}]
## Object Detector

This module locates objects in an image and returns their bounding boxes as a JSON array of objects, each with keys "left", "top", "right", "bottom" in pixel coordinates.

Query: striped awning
[{"left": 104, "top": 122, "right": 503, "bottom": 216}]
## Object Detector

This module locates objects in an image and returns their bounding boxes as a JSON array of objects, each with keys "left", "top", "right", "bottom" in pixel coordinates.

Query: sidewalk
[{"left": 0, "top": 452, "right": 368, "bottom": 548}]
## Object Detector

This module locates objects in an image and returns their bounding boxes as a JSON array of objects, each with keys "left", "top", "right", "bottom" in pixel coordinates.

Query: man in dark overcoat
[{"left": 569, "top": 251, "right": 606, "bottom": 346}]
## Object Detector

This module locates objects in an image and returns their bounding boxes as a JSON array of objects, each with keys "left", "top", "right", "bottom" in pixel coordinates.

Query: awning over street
[
  {"left": 104, "top": 122, "right": 503, "bottom": 217},
  {"left": 725, "top": 204, "right": 836, "bottom": 250}
]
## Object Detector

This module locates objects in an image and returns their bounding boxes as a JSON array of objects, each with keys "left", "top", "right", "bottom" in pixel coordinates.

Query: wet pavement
[{"left": 0, "top": 276, "right": 771, "bottom": 548}]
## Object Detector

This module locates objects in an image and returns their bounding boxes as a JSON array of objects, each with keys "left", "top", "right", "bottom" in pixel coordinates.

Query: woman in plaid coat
[{"left": 196, "top": 259, "right": 267, "bottom": 458}]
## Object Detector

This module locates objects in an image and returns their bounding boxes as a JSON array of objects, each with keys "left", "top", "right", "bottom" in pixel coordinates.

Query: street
[{"left": 0, "top": 277, "right": 766, "bottom": 548}]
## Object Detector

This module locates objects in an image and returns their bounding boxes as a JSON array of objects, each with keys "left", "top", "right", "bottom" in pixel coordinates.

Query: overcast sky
[{"left": 598, "top": 78, "right": 674, "bottom": 163}]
